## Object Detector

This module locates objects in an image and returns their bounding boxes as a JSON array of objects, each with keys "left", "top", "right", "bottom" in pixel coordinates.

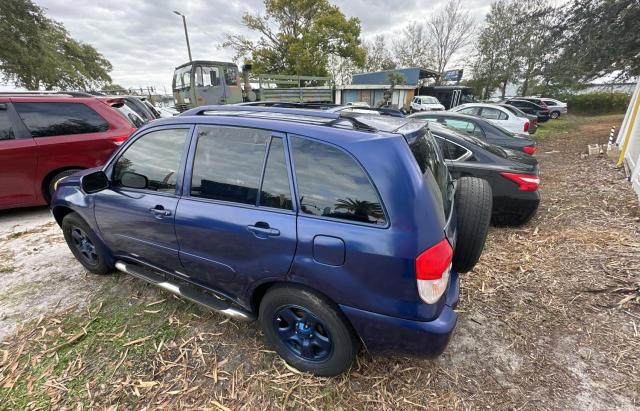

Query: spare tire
[{"left": 452, "top": 177, "right": 492, "bottom": 273}]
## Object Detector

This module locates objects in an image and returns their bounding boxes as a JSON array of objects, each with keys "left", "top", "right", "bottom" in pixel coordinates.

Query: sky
[{"left": 0, "top": 0, "right": 500, "bottom": 93}]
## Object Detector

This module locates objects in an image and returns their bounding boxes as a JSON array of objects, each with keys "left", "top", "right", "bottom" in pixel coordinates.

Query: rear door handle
[{"left": 247, "top": 223, "right": 280, "bottom": 237}]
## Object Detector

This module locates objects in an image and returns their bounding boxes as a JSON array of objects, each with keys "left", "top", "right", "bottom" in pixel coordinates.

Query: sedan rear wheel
[{"left": 550, "top": 111, "right": 560, "bottom": 119}]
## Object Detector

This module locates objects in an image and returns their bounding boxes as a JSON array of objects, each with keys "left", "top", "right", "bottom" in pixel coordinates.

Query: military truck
[{"left": 172, "top": 61, "right": 332, "bottom": 112}]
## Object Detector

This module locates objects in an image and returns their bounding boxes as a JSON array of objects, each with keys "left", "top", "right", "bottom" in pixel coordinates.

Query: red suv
[{"left": 0, "top": 93, "right": 135, "bottom": 210}]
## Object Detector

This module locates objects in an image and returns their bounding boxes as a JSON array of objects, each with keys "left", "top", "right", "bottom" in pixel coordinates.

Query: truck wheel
[
  {"left": 62, "top": 212, "right": 113, "bottom": 275},
  {"left": 452, "top": 177, "right": 492, "bottom": 273},
  {"left": 48, "top": 169, "right": 82, "bottom": 202},
  {"left": 259, "top": 285, "right": 360, "bottom": 377}
]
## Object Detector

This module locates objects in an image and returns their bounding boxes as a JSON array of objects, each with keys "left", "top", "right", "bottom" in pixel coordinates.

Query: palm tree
[{"left": 334, "top": 198, "right": 384, "bottom": 222}]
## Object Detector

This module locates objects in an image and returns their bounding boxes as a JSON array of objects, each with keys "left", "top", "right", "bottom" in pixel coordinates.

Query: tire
[
  {"left": 62, "top": 212, "right": 112, "bottom": 275},
  {"left": 452, "top": 177, "right": 492, "bottom": 273},
  {"left": 550, "top": 111, "right": 560, "bottom": 119},
  {"left": 48, "top": 169, "right": 82, "bottom": 201},
  {"left": 259, "top": 285, "right": 360, "bottom": 376}
]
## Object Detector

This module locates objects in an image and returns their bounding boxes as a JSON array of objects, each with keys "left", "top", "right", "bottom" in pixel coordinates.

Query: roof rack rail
[
  {"left": 180, "top": 105, "right": 377, "bottom": 132},
  {"left": 0, "top": 91, "right": 94, "bottom": 97}
]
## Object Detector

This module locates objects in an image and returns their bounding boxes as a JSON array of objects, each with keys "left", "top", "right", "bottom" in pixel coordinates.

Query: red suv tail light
[
  {"left": 524, "top": 121, "right": 530, "bottom": 132},
  {"left": 500, "top": 172, "right": 540, "bottom": 191},
  {"left": 522, "top": 145, "right": 536, "bottom": 155},
  {"left": 416, "top": 239, "right": 453, "bottom": 304},
  {"left": 112, "top": 135, "right": 129, "bottom": 146}
]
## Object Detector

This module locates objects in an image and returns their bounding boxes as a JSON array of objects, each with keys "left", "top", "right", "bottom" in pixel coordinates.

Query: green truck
[{"left": 172, "top": 61, "right": 332, "bottom": 112}]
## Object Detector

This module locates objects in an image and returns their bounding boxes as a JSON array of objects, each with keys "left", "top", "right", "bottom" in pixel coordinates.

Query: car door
[
  {"left": 0, "top": 101, "right": 38, "bottom": 208},
  {"left": 93, "top": 126, "right": 191, "bottom": 273},
  {"left": 174, "top": 125, "right": 297, "bottom": 300}
]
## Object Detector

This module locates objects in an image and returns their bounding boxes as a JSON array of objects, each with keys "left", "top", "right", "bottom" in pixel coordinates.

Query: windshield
[
  {"left": 421, "top": 96, "right": 439, "bottom": 104},
  {"left": 173, "top": 65, "right": 192, "bottom": 90}
]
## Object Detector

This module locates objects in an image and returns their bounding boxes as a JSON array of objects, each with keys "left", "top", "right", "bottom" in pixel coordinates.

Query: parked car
[
  {"left": 410, "top": 95, "right": 445, "bottom": 112},
  {"left": 409, "top": 111, "right": 536, "bottom": 154},
  {"left": 102, "top": 95, "right": 159, "bottom": 124},
  {"left": 428, "top": 122, "right": 540, "bottom": 225},
  {"left": 0, "top": 92, "right": 136, "bottom": 210},
  {"left": 98, "top": 97, "right": 146, "bottom": 128},
  {"left": 51, "top": 106, "right": 493, "bottom": 376},
  {"left": 447, "top": 103, "right": 532, "bottom": 135},
  {"left": 156, "top": 106, "right": 179, "bottom": 118},
  {"left": 538, "top": 98, "right": 567, "bottom": 119},
  {"left": 498, "top": 104, "right": 538, "bottom": 134},
  {"left": 327, "top": 105, "right": 405, "bottom": 117},
  {"left": 504, "top": 99, "right": 551, "bottom": 122}
]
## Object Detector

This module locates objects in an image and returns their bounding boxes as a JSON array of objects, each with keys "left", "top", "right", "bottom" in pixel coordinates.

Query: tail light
[
  {"left": 522, "top": 145, "right": 536, "bottom": 155},
  {"left": 416, "top": 239, "right": 453, "bottom": 304},
  {"left": 500, "top": 172, "right": 539, "bottom": 191},
  {"left": 112, "top": 136, "right": 128, "bottom": 146},
  {"left": 524, "top": 121, "right": 530, "bottom": 132}
]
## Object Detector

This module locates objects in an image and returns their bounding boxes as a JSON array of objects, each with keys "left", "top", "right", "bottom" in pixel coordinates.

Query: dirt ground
[{"left": 0, "top": 114, "right": 638, "bottom": 410}]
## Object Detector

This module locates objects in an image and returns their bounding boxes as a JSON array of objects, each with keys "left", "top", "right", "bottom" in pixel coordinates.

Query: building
[
  {"left": 335, "top": 68, "right": 440, "bottom": 108},
  {"left": 616, "top": 81, "right": 640, "bottom": 202}
]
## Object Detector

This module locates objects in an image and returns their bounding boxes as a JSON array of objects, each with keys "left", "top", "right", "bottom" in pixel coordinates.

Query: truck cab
[{"left": 172, "top": 60, "right": 242, "bottom": 112}]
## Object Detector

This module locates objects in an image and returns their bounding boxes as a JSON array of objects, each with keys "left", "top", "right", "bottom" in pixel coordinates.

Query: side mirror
[
  {"left": 120, "top": 171, "right": 148, "bottom": 189},
  {"left": 81, "top": 171, "right": 110, "bottom": 194}
]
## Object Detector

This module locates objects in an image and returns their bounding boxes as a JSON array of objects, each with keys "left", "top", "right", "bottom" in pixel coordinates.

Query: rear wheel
[
  {"left": 259, "top": 285, "right": 359, "bottom": 376},
  {"left": 452, "top": 177, "right": 492, "bottom": 273},
  {"left": 550, "top": 111, "right": 560, "bottom": 119},
  {"left": 48, "top": 169, "right": 82, "bottom": 201},
  {"left": 62, "top": 212, "right": 112, "bottom": 275}
]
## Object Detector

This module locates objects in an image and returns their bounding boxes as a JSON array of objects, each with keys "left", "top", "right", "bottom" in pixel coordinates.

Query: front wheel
[
  {"left": 62, "top": 212, "right": 113, "bottom": 275},
  {"left": 259, "top": 285, "right": 360, "bottom": 376},
  {"left": 550, "top": 111, "right": 560, "bottom": 119}
]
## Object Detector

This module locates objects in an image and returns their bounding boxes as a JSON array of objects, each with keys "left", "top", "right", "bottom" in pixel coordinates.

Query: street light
[{"left": 173, "top": 10, "right": 192, "bottom": 62}]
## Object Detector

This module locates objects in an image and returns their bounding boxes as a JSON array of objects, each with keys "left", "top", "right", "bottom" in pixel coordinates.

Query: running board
[{"left": 114, "top": 260, "right": 255, "bottom": 322}]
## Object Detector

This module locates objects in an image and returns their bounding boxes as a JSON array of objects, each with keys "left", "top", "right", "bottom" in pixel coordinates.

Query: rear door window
[
  {"left": 14, "top": 102, "right": 109, "bottom": 137},
  {"left": 291, "top": 137, "right": 386, "bottom": 225},
  {"left": 479, "top": 107, "right": 503, "bottom": 120},
  {"left": 190, "top": 126, "right": 270, "bottom": 205},
  {"left": 260, "top": 137, "right": 293, "bottom": 210},
  {"left": 0, "top": 107, "right": 15, "bottom": 140},
  {"left": 435, "top": 136, "right": 470, "bottom": 161},
  {"left": 458, "top": 107, "right": 479, "bottom": 116}
]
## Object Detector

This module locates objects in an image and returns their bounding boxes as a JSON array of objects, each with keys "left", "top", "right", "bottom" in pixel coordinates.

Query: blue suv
[{"left": 51, "top": 106, "right": 491, "bottom": 376}]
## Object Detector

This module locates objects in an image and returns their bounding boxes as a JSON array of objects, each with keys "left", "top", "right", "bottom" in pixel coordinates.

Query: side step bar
[{"left": 115, "top": 260, "right": 255, "bottom": 322}]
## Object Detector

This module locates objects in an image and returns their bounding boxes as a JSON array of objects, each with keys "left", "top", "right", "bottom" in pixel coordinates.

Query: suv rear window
[
  {"left": 291, "top": 137, "right": 386, "bottom": 225},
  {"left": 14, "top": 102, "right": 109, "bottom": 137},
  {"left": 407, "top": 126, "right": 451, "bottom": 219}
]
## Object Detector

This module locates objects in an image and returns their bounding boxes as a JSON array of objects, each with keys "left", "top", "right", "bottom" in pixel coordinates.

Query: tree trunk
[{"left": 500, "top": 81, "right": 507, "bottom": 99}]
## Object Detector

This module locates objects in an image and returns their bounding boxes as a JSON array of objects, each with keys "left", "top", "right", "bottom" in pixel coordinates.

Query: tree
[
  {"left": 427, "top": 0, "right": 476, "bottom": 83},
  {"left": 550, "top": 0, "right": 639, "bottom": 83},
  {"left": 222, "top": 0, "right": 365, "bottom": 77},
  {"left": 392, "top": 22, "right": 433, "bottom": 69},
  {"left": 0, "top": 0, "right": 112, "bottom": 90},
  {"left": 364, "top": 35, "right": 396, "bottom": 72}
]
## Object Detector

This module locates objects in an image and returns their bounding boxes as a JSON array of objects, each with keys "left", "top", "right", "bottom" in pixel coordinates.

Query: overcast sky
[{"left": 7, "top": 1, "right": 508, "bottom": 92}]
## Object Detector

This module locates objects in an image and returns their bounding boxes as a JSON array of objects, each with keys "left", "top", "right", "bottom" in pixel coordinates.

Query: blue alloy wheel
[
  {"left": 70, "top": 226, "right": 98, "bottom": 265},
  {"left": 273, "top": 305, "right": 332, "bottom": 362}
]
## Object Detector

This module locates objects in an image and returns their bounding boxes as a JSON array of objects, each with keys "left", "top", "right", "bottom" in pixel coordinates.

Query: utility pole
[{"left": 173, "top": 10, "right": 192, "bottom": 62}]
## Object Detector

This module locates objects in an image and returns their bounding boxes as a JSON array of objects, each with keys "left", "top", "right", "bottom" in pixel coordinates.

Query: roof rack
[
  {"left": 0, "top": 91, "right": 94, "bottom": 97},
  {"left": 180, "top": 105, "right": 377, "bottom": 132}
]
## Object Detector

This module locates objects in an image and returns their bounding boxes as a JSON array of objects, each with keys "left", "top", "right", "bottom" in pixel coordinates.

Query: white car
[
  {"left": 539, "top": 98, "right": 568, "bottom": 119},
  {"left": 411, "top": 96, "right": 445, "bottom": 112},
  {"left": 449, "top": 103, "right": 531, "bottom": 134}
]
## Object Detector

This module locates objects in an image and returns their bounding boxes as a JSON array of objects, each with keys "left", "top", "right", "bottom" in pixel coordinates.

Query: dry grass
[{"left": 0, "top": 114, "right": 638, "bottom": 410}]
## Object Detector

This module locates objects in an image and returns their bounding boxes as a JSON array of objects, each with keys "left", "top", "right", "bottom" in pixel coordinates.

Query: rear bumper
[
  {"left": 493, "top": 193, "right": 540, "bottom": 215},
  {"left": 340, "top": 270, "right": 459, "bottom": 357}
]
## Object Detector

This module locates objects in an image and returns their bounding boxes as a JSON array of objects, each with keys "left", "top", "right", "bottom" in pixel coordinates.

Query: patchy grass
[
  {"left": 0, "top": 267, "right": 15, "bottom": 274},
  {"left": 0, "top": 113, "right": 638, "bottom": 409},
  {"left": 534, "top": 113, "right": 623, "bottom": 140}
]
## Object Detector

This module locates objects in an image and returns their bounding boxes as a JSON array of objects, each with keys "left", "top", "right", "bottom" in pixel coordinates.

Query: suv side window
[
  {"left": 0, "top": 107, "right": 14, "bottom": 140},
  {"left": 112, "top": 128, "right": 188, "bottom": 193},
  {"left": 291, "top": 137, "right": 385, "bottom": 225},
  {"left": 260, "top": 137, "right": 293, "bottom": 210},
  {"left": 190, "top": 126, "right": 269, "bottom": 205},
  {"left": 14, "top": 102, "right": 109, "bottom": 137}
]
